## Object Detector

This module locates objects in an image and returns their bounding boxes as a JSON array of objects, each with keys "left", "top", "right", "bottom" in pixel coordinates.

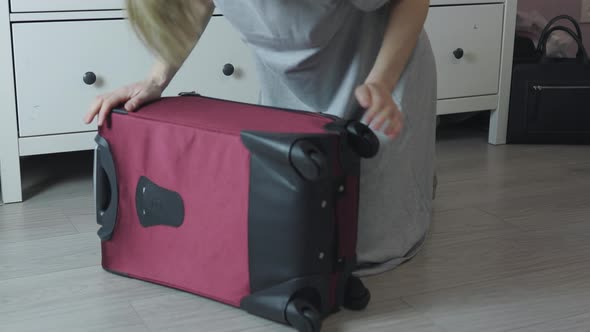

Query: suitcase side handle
[{"left": 94, "top": 135, "right": 119, "bottom": 241}]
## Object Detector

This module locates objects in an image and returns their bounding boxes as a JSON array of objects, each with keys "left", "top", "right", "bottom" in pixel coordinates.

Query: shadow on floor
[
  {"left": 436, "top": 111, "right": 490, "bottom": 141},
  {"left": 19, "top": 150, "right": 94, "bottom": 202}
]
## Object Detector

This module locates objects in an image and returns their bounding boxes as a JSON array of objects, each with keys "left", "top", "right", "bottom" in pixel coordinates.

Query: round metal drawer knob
[
  {"left": 453, "top": 48, "right": 465, "bottom": 60},
  {"left": 83, "top": 71, "right": 97, "bottom": 85},
  {"left": 223, "top": 63, "right": 235, "bottom": 76}
]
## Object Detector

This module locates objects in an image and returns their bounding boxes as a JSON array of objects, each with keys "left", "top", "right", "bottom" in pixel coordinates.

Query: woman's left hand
[{"left": 355, "top": 82, "right": 403, "bottom": 140}]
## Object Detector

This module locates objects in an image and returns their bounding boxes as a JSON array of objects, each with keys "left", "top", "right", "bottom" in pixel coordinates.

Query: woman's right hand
[{"left": 84, "top": 78, "right": 165, "bottom": 126}]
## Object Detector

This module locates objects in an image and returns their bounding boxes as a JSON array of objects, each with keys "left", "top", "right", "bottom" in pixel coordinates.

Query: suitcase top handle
[{"left": 537, "top": 26, "right": 589, "bottom": 64}]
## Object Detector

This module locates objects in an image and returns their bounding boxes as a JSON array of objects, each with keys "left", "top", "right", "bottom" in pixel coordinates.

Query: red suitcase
[{"left": 94, "top": 93, "right": 379, "bottom": 332}]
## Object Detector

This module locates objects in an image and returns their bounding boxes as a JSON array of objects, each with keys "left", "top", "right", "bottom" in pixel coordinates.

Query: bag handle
[
  {"left": 538, "top": 26, "right": 589, "bottom": 64},
  {"left": 539, "top": 15, "right": 583, "bottom": 41},
  {"left": 536, "top": 15, "right": 584, "bottom": 58}
]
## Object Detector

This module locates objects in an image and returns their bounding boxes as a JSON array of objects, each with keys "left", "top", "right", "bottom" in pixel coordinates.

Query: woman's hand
[
  {"left": 355, "top": 82, "right": 403, "bottom": 139},
  {"left": 84, "top": 78, "right": 165, "bottom": 126},
  {"left": 354, "top": 0, "right": 429, "bottom": 140}
]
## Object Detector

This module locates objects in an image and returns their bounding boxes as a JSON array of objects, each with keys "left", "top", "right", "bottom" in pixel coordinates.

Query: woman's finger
[
  {"left": 84, "top": 96, "right": 104, "bottom": 124},
  {"left": 362, "top": 84, "right": 384, "bottom": 125},
  {"left": 124, "top": 100, "right": 136, "bottom": 112},
  {"left": 387, "top": 113, "right": 404, "bottom": 138},
  {"left": 355, "top": 85, "right": 372, "bottom": 109},
  {"left": 373, "top": 102, "right": 399, "bottom": 131},
  {"left": 124, "top": 92, "right": 145, "bottom": 112},
  {"left": 97, "top": 93, "right": 127, "bottom": 126},
  {"left": 370, "top": 108, "right": 389, "bottom": 131}
]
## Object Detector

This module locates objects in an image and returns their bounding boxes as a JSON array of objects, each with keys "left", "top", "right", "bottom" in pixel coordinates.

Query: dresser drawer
[
  {"left": 12, "top": 18, "right": 259, "bottom": 137},
  {"left": 425, "top": 4, "right": 504, "bottom": 100},
  {"left": 167, "top": 17, "right": 260, "bottom": 104},
  {"left": 10, "top": 0, "right": 123, "bottom": 12}
]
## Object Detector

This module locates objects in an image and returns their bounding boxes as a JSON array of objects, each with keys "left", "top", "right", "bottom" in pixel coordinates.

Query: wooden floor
[{"left": 2, "top": 123, "right": 590, "bottom": 332}]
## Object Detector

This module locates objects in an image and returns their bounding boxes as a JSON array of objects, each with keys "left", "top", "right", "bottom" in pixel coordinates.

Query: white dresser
[{"left": 0, "top": 0, "right": 517, "bottom": 203}]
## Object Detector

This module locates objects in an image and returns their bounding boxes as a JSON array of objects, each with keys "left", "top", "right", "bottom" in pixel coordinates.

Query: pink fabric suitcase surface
[{"left": 94, "top": 94, "right": 379, "bottom": 332}]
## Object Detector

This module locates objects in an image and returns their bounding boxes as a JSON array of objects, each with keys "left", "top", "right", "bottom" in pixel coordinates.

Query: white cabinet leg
[
  {"left": 0, "top": 151, "right": 23, "bottom": 204},
  {"left": 489, "top": 107, "right": 508, "bottom": 145},
  {"left": 1, "top": 0, "right": 23, "bottom": 203},
  {"left": 488, "top": 0, "right": 517, "bottom": 145}
]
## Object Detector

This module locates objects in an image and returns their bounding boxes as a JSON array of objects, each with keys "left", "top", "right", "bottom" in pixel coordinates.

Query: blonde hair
[{"left": 126, "top": 0, "right": 214, "bottom": 67}]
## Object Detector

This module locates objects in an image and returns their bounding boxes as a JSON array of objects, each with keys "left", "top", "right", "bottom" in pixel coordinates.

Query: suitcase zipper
[{"left": 532, "top": 85, "right": 590, "bottom": 91}]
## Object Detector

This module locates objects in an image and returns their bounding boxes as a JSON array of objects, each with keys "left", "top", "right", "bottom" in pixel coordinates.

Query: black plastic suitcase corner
[
  {"left": 239, "top": 129, "right": 370, "bottom": 331},
  {"left": 324, "top": 119, "right": 380, "bottom": 159}
]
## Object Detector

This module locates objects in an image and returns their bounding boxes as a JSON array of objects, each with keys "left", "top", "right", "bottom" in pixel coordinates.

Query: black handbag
[{"left": 507, "top": 15, "right": 590, "bottom": 145}]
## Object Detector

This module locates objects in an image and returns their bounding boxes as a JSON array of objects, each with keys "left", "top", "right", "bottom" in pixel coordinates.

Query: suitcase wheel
[
  {"left": 285, "top": 297, "right": 322, "bottom": 332},
  {"left": 342, "top": 276, "right": 371, "bottom": 311},
  {"left": 346, "top": 121, "right": 379, "bottom": 159}
]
